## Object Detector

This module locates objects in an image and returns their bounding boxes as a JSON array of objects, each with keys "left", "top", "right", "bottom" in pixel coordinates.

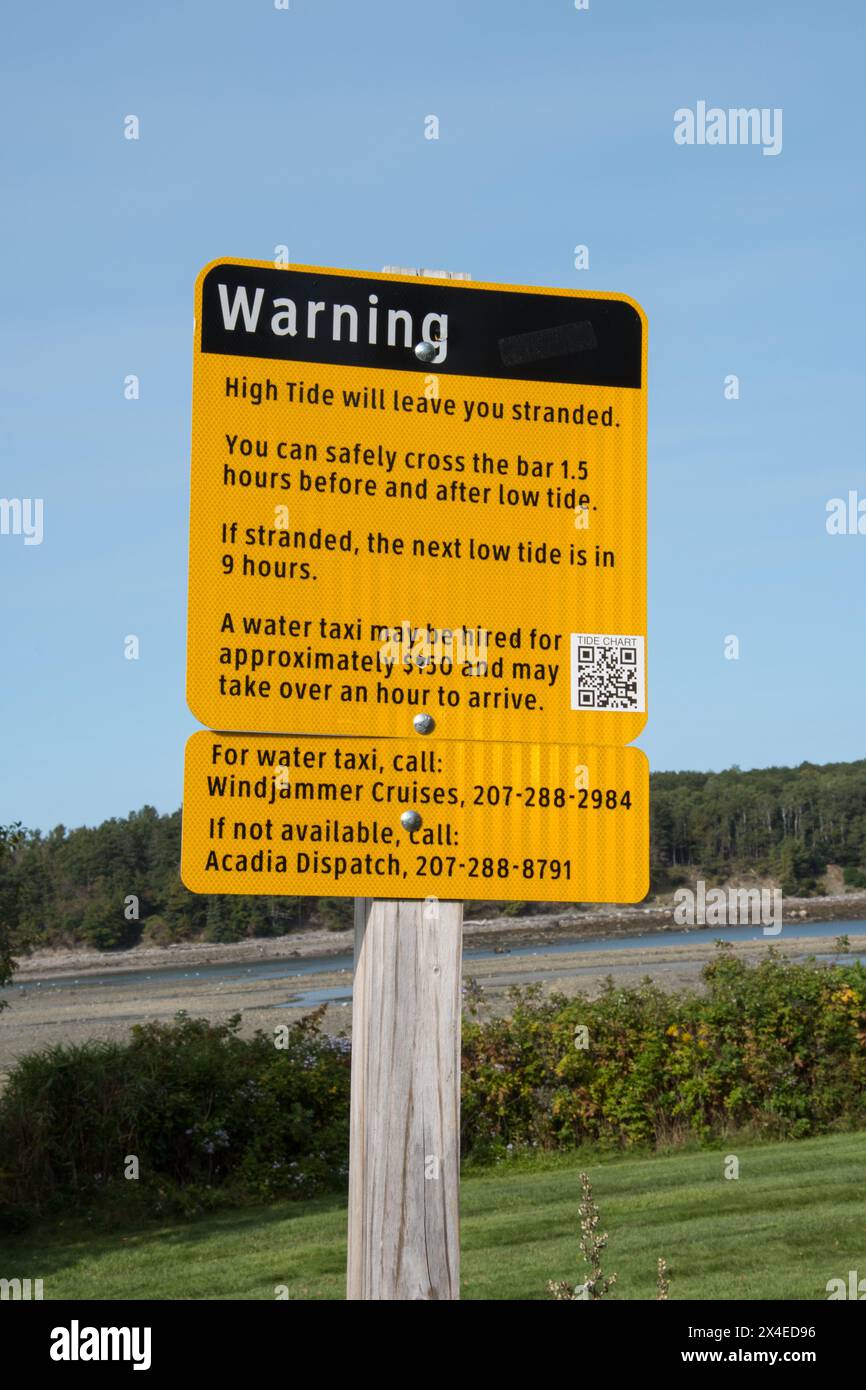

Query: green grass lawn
[{"left": 7, "top": 1132, "right": 866, "bottom": 1300}]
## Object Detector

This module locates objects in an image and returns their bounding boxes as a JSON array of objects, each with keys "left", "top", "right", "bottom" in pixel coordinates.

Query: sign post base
[{"left": 347, "top": 897, "right": 463, "bottom": 1300}]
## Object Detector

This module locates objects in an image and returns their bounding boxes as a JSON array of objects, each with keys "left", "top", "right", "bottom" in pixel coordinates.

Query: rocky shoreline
[{"left": 9, "top": 892, "right": 866, "bottom": 984}]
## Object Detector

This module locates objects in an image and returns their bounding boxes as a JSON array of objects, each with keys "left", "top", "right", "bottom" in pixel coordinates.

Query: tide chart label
[{"left": 186, "top": 261, "right": 647, "bottom": 745}]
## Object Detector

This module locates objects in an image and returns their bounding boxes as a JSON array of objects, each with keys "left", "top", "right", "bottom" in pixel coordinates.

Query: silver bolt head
[
  {"left": 414, "top": 340, "right": 437, "bottom": 362},
  {"left": 401, "top": 810, "right": 422, "bottom": 832},
  {"left": 413, "top": 713, "right": 435, "bottom": 734}
]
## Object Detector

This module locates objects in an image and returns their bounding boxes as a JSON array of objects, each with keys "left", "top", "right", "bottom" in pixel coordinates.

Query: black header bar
[{"left": 199, "top": 264, "right": 643, "bottom": 389}]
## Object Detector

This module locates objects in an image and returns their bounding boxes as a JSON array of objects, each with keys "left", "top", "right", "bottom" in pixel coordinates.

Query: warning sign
[
  {"left": 181, "top": 732, "right": 649, "bottom": 904},
  {"left": 187, "top": 261, "right": 647, "bottom": 745}
]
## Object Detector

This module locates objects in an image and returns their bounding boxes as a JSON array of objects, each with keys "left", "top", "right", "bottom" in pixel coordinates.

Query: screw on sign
[{"left": 181, "top": 259, "right": 648, "bottom": 1300}]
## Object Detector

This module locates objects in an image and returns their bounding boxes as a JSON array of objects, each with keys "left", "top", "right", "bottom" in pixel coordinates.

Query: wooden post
[
  {"left": 347, "top": 897, "right": 463, "bottom": 1299},
  {"left": 346, "top": 265, "right": 467, "bottom": 1300}
]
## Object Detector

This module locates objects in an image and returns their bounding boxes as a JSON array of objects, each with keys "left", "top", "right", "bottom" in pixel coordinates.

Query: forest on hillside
[{"left": 2, "top": 759, "right": 866, "bottom": 952}]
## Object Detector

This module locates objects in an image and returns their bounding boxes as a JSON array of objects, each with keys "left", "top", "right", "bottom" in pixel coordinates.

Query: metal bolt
[
  {"left": 413, "top": 713, "right": 435, "bottom": 735},
  {"left": 401, "top": 810, "right": 422, "bottom": 832},
  {"left": 414, "top": 340, "right": 437, "bottom": 362}
]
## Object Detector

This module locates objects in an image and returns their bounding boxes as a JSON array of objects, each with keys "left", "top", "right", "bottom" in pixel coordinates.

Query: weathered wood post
[
  {"left": 347, "top": 897, "right": 463, "bottom": 1299},
  {"left": 346, "top": 266, "right": 468, "bottom": 1302}
]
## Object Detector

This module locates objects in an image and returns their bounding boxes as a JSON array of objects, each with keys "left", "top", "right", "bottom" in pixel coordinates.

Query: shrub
[
  {"left": 3, "top": 947, "right": 866, "bottom": 1229},
  {"left": 461, "top": 948, "right": 866, "bottom": 1155},
  {"left": 313, "top": 897, "right": 353, "bottom": 931},
  {"left": 0, "top": 1009, "right": 350, "bottom": 1223}
]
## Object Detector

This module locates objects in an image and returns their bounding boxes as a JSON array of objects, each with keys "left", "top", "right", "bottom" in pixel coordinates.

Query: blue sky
[{"left": 1, "top": 0, "right": 864, "bottom": 831}]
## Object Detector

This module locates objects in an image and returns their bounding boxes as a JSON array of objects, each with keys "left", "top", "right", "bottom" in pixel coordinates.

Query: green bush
[
  {"left": 0, "top": 1009, "right": 350, "bottom": 1225},
  {"left": 776, "top": 840, "right": 822, "bottom": 896},
  {"left": 4, "top": 946, "right": 866, "bottom": 1229},
  {"left": 313, "top": 897, "right": 354, "bottom": 931},
  {"left": 461, "top": 946, "right": 866, "bottom": 1156}
]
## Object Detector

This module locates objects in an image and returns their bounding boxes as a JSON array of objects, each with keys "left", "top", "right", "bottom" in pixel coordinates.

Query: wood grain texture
[{"left": 347, "top": 898, "right": 463, "bottom": 1300}]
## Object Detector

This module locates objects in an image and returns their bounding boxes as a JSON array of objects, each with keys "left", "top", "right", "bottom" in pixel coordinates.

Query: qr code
[{"left": 570, "top": 634, "right": 645, "bottom": 712}]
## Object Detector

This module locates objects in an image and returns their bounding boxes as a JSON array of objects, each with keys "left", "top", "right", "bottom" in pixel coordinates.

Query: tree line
[{"left": 1, "top": 758, "right": 866, "bottom": 955}]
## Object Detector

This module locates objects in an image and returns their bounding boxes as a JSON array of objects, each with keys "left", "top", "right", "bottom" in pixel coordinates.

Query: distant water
[
  {"left": 6, "top": 916, "right": 866, "bottom": 998},
  {"left": 282, "top": 918, "right": 866, "bottom": 1009},
  {"left": 466, "top": 916, "right": 866, "bottom": 961}
]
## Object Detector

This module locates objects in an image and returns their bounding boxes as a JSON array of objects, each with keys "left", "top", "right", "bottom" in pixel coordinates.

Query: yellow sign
[
  {"left": 181, "top": 732, "right": 649, "bottom": 903},
  {"left": 187, "top": 261, "right": 647, "bottom": 745}
]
